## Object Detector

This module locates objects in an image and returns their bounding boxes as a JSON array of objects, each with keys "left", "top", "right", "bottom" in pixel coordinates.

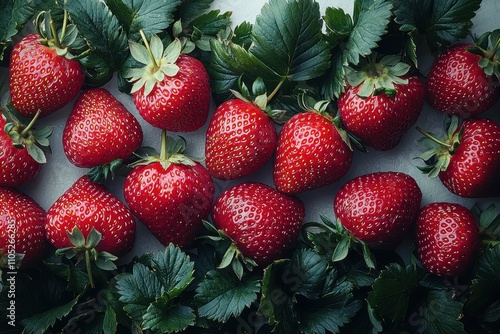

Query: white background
[{"left": 5, "top": 0, "right": 500, "bottom": 260}]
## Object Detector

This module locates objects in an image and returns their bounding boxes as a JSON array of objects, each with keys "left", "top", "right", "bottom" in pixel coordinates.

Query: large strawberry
[
  {"left": 211, "top": 182, "right": 305, "bottom": 266},
  {"left": 62, "top": 88, "right": 143, "bottom": 181},
  {"left": 334, "top": 171, "right": 422, "bottom": 249},
  {"left": 45, "top": 175, "right": 136, "bottom": 257},
  {"left": 273, "top": 102, "right": 353, "bottom": 194},
  {"left": 205, "top": 98, "right": 277, "bottom": 180},
  {"left": 415, "top": 202, "right": 481, "bottom": 277},
  {"left": 416, "top": 116, "right": 500, "bottom": 198},
  {"left": 0, "top": 109, "right": 52, "bottom": 187},
  {"left": 338, "top": 56, "right": 425, "bottom": 151},
  {"left": 9, "top": 31, "right": 85, "bottom": 117},
  {"left": 123, "top": 132, "right": 214, "bottom": 249},
  {"left": 0, "top": 187, "right": 48, "bottom": 268},
  {"left": 124, "top": 35, "right": 210, "bottom": 132},
  {"left": 425, "top": 39, "right": 500, "bottom": 117}
]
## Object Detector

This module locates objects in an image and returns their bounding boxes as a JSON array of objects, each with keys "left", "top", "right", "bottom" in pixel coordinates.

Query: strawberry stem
[
  {"left": 267, "top": 78, "right": 285, "bottom": 103},
  {"left": 60, "top": 10, "right": 68, "bottom": 42},
  {"left": 140, "top": 30, "right": 159, "bottom": 71},
  {"left": 49, "top": 20, "right": 62, "bottom": 49},
  {"left": 85, "top": 250, "right": 95, "bottom": 289},
  {"left": 416, "top": 126, "right": 452, "bottom": 149},
  {"left": 20, "top": 110, "right": 41, "bottom": 137},
  {"left": 160, "top": 130, "right": 168, "bottom": 161}
]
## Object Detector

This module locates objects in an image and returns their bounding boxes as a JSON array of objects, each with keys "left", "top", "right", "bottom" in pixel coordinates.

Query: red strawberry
[
  {"left": 123, "top": 132, "right": 214, "bottom": 248},
  {"left": 125, "top": 36, "right": 210, "bottom": 132},
  {"left": 62, "top": 88, "right": 143, "bottom": 179},
  {"left": 0, "top": 109, "right": 52, "bottom": 187},
  {"left": 338, "top": 57, "right": 425, "bottom": 151},
  {"left": 212, "top": 182, "right": 305, "bottom": 266},
  {"left": 205, "top": 98, "right": 277, "bottom": 180},
  {"left": 273, "top": 109, "right": 353, "bottom": 194},
  {"left": 0, "top": 187, "right": 48, "bottom": 268},
  {"left": 415, "top": 202, "right": 481, "bottom": 277},
  {"left": 45, "top": 175, "right": 136, "bottom": 257},
  {"left": 9, "top": 33, "right": 85, "bottom": 117},
  {"left": 425, "top": 43, "right": 500, "bottom": 117},
  {"left": 334, "top": 171, "right": 422, "bottom": 249},
  {"left": 416, "top": 116, "right": 500, "bottom": 198}
]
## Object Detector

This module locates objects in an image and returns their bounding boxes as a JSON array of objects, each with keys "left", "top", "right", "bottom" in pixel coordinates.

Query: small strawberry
[
  {"left": 273, "top": 101, "right": 353, "bottom": 194},
  {"left": 205, "top": 98, "right": 277, "bottom": 180},
  {"left": 211, "top": 182, "right": 305, "bottom": 266},
  {"left": 415, "top": 202, "right": 481, "bottom": 277},
  {"left": 124, "top": 33, "right": 210, "bottom": 132},
  {"left": 123, "top": 132, "right": 214, "bottom": 249},
  {"left": 0, "top": 108, "right": 52, "bottom": 187},
  {"left": 0, "top": 187, "right": 48, "bottom": 268},
  {"left": 45, "top": 175, "right": 136, "bottom": 257},
  {"left": 338, "top": 56, "right": 425, "bottom": 151},
  {"left": 62, "top": 88, "right": 143, "bottom": 181},
  {"left": 334, "top": 171, "right": 422, "bottom": 249},
  {"left": 416, "top": 116, "right": 500, "bottom": 198},
  {"left": 425, "top": 37, "right": 500, "bottom": 116},
  {"left": 9, "top": 20, "right": 85, "bottom": 117}
]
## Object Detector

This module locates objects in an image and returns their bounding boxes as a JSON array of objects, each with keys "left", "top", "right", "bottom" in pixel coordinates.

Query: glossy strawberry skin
[
  {"left": 0, "top": 116, "right": 41, "bottom": 187},
  {"left": 415, "top": 202, "right": 481, "bottom": 277},
  {"left": 205, "top": 99, "right": 277, "bottom": 180},
  {"left": 124, "top": 162, "right": 214, "bottom": 249},
  {"left": 212, "top": 182, "right": 305, "bottom": 266},
  {"left": 338, "top": 75, "right": 424, "bottom": 151},
  {"left": 132, "top": 54, "right": 210, "bottom": 132},
  {"left": 440, "top": 118, "right": 500, "bottom": 198},
  {"left": 334, "top": 171, "right": 422, "bottom": 249},
  {"left": 45, "top": 175, "right": 136, "bottom": 256},
  {"left": 273, "top": 111, "right": 352, "bottom": 194},
  {"left": 426, "top": 44, "right": 500, "bottom": 117},
  {"left": 0, "top": 187, "right": 48, "bottom": 267},
  {"left": 63, "top": 88, "right": 143, "bottom": 168},
  {"left": 9, "top": 34, "right": 85, "bottom": 118}
]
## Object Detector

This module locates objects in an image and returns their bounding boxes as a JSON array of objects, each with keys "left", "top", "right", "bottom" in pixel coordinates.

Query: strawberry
[
  {"left": 9, "top": 33, "right": 85, "bottom": 118},
  {"left": 0, "top": 187, "right": 48, "bottom": 268},
  {"left": 416, "top": 116, "right": 500, "bottom": 198},
  {"left": 425, "top": 41, "right": 500, "bottom": 117},
  {"left": 205, "top": 98, "right": 277, "bottom": 180},
  {"left": 123, "top": 132, "right": 214, "bottom": 249},
  {"left": 334, "top": 171, "right": 422, "bottom": 249},
  {"left": 211, "top": 182, "right": 305, "bottom": 266},
  {"left": 415, "top": 202, "right": 481, "bottom": 277},
  {"left": 45, "top": 175, "right": 136, "bottom": 257},
  {"left": 273, "top": 106, "right": 353, "bottom": 194},
  {"left": 337, "top": 56, "right": 425, "bottom": 151},
  {"left": 62, "top": 88, "right": 143, "bottom": 180},
  {"left": 125, "top": 35, "right": 210, "bottom": 132},
  {"left": 0, "top": 109, "right": 52, "bottom": 187}
]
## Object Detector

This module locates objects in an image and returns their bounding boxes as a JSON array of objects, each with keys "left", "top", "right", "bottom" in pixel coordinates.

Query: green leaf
[
  {"left": 323, "top": 6, "right": 353, "bottom": 47},
  {"left": 289, "top": 248, "right": 330, "bottom": 299},
  {"left": 250, "top": 0, "right": 330, "bottom": 81},
  {"left": 417, "top": 289, "right": 466, "bottom": 334},
  {"left": 344, "top": 0, "right": 392, "bottom": 65},
  {"left": 177, "top": 0, "right": 215, "bottom": 25},
  {"left": 194, "top": 269, "right": 261, "bottom": 322},
  {"left": 367, "top": 263, "right": 418, "bottom": 323},
  {"left": 188, "top": 9, "right": 232, "bottom": 37},
  {"left": 0, "top": 0, "right": 35, "bottom": 60},
  {"left": 320, "top": 47, "right": 347, "bottom": 99},
  {"left": 142, "top": 300, "right": 195, "bottom": 333},
  {"left": 103, "top": 305, "right": 117, "bottom": 334},
  {"left": 21, "top": 293, "right": 80, "bottom": 334}
]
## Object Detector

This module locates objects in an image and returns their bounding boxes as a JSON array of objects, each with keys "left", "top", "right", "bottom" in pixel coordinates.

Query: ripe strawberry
[
  {"left": 416, "top": 116, "right": 500, "bottom": 198},
  {"left": 334, "top": 171, "right": 422, "bottom": 249},
  {"left": 9, "top": 33, "right": 85, "bottom": 117},
  {"left": 338, "top": 57, "right": 425, "bottom": 151},
  {"left": 62, "top": 88, "right": 143, "bottom": 180},
  {"left": 0, "top": 187, "right": 48, "bottom": 268},
  {"left": 45, "top": 175, "right": 136, "bottom": 257},
  {"left": 425, "top": 42, "right": 500, "bottom": 117},
  {"left": 125, "top": 35, "right": 210, "bottom": 132},
  {"left": 415, "top": 202, "right": 481, "bottom": 277},
  {"left": 273, "top": 109, "right": 353, "bottom": 194},
  {"left": 123, "top": 132, "right": 214, "bottom": 249},
  {"left": 205, "top": 98, "right": 277, "bottom": 180},
  {"left": 211, "top": 182, "right": 305, "bottom": 266}
]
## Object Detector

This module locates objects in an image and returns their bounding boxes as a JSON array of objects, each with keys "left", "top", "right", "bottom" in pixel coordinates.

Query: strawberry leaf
[
  {"left": 177, "top": 0, "right": 215, "bottom": 25},
  {"left": 142, "top": 300, "right": 195, "bottom": 333},
  {"left": 0, "top": 0, "right": 34, "bottom": 60},
  {"left": 290, "top": 249, "right": 330, "bottom": 299},
  {"left": 417, "top": 289, "right": 467, "bottom": 334}
]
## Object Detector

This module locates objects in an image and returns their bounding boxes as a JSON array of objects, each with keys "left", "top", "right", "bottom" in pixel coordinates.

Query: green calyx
[
  {"left": 345, "top": 55, "right": 411, "bottom": 98},
  {"left": 469, "top": 29, "right": 500, "bottom": 80},
  {"left": 415, "top": 116, "right": 463, "bottom": 178},
  {"left": 34, "top": 10, "right": 80, "bottom": 59},
  {"left": 129, "top": 131, "right": 199, "bottom": 170},
  {"left": 125, "top": 31, "right": 182, "bottom": 96},
  {"left": 471, "top": 203, "right": 500, "bottom": 248}
]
